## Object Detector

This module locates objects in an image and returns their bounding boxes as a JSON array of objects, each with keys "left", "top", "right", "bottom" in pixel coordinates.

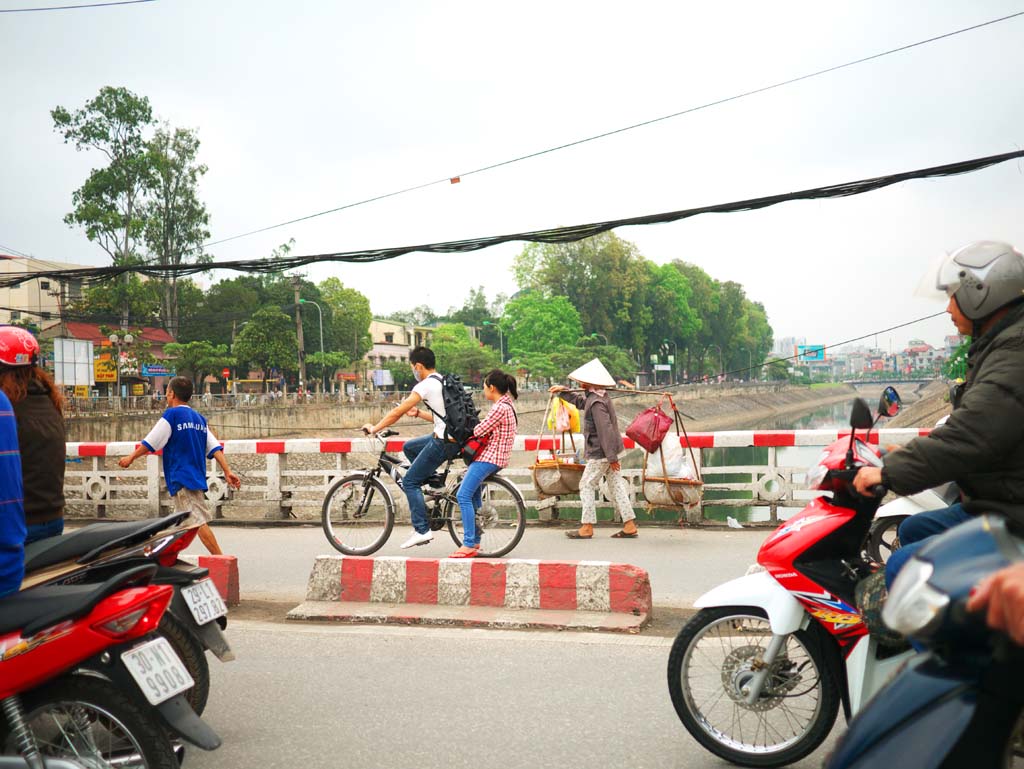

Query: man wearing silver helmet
[{"left": 854, "top": 241, "right": 1024, "bottom": 588}]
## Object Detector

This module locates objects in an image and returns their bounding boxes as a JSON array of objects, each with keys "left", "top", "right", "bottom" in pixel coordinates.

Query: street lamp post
[
  {"left": 298, "top": 299, "right": 325, "bottom": 393},
  {"left": 108, "top": 332, "right": 135, "bottom": 406},
  {"left": 482, "top": 320, "right": 504, "bottom": 363}
]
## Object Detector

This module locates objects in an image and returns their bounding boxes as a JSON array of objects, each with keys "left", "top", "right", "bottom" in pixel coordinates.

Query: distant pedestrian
[
  {"left": 119, "top": 376, "right": 241, "bottom": 555},
  {"left": 550, "top": 358, "right": 637, "bottom": 539},
  {"left": 450, "top": 369, "right": 518, "bottom": 558}
]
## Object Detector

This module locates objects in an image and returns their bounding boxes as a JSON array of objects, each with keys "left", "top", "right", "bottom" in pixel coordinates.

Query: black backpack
[{"left": 422, "top": 373, "right": 480, "bottom": 445}]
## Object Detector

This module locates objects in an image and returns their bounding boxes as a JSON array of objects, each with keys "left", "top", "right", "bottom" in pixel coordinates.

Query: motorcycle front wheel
[
  {"left": 667, "top": 606, "right": 839, "bottom": 768},
  {"left": 0, "top": 675, "right": 178, "bottom": 769},
  {"left": 866, "top": 516, "right": 907, "bottom": 564}
]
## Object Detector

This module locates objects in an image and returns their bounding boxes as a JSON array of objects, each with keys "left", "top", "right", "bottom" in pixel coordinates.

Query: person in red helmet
[{"left": 0, "top": 326, "right": 66, "bottom": 544}]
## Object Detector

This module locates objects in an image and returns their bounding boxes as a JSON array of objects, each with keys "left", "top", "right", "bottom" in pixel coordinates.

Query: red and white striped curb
[
  {"left": 298, "top": 555, "right": 652, "bottom": 615},
  {"left": 65, "top": 429, "right": 931, "bottom": 457},
  {"left": 179, "top": 554, "right": 240, "bottom": 607}
]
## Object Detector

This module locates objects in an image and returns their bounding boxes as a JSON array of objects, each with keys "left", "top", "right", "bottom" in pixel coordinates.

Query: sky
[{"left": 3, "top": 0, "right": 1024, "bottom": 353}]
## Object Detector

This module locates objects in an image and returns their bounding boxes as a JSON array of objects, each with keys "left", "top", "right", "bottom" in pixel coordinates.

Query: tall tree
[
  {"left": 428, "top": 323, "right": 500, "bottom": 381},
  {"left": 162, "top": 341, "right": 234, "bottom": 394},
  {"left": 318, "top": 277, "right": 372, "bottom": 361},
  {"left": 144, "top": 125, "right": 211, "bottom": 339},
  {"left": 52, "top": 87, "right": 155, "bottom": 326},
  {"left": 232, "top": 306, "right": 298, "bottom": 385},
  {"left": 501, "top": 292, "right": 582, "bottom": 359}
]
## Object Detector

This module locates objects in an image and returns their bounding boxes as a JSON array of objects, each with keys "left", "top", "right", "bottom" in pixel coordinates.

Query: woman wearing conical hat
[{"left": 549, "top": 358, "right": 638, "bottom": 539}]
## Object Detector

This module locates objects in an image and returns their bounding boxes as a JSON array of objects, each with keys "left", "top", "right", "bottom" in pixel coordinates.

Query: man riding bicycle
[{"left": 361, "top": 346, "right": 460, "bottom": 549}]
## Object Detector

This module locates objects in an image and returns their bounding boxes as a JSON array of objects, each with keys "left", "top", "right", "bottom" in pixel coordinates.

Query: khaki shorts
[{"left": 172, "top": 488, "right": 212, "bottom": 525}]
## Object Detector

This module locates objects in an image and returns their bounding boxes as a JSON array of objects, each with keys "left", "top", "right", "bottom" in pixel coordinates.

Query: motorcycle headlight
[{"left": 882, "top": 558, "right": 949, "bottom": 637}]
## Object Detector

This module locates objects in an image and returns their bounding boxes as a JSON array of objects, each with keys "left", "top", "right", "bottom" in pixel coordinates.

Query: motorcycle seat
[
  {"left": 24, "top": 512, "right": 190, "bottom": 573},
  {"left": 0, "top": 564, "right": 156, "bottom": 636}
]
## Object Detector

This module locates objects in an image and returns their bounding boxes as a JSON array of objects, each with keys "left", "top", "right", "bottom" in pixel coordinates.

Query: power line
[
  {"left": 0, "top": 0, "right": 154, "bottom": 12},
  {"left": 1, "top": 147, "right": 1020, "bottom": 288},
  {"left": 197, "top": 9, "right": 1024, "bottom": 251}
]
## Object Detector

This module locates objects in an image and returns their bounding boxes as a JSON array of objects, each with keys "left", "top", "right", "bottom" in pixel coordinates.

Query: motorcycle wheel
[
  {"left": 0, "top": 675, "right": 178, "bottom": 769},
  {"left": 667, "top": 606, "right": 839, "bottom": 768},
  {"left": 159, "top": 610, "right": 211, "bottom": 716},
  {"left": 867, "top": 516, "right": 907, "bottom": 564}
]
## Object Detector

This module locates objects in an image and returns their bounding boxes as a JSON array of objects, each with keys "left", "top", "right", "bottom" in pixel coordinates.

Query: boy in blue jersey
[
  {"left": 119, "top": 376, "right": 240, "bottom": 555},
  {"left": 0, "top": 388, "right": 25, "bottom": 597}
]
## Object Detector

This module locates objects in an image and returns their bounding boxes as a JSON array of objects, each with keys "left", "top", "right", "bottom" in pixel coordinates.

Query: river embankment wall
[{"left": 64, "top": 383, "right": 872, "bottom": 442}]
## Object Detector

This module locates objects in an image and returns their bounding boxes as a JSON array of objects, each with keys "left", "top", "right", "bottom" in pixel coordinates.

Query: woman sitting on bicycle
[{"left": 451, "top": 369, "right": 518, "bottom": 558}]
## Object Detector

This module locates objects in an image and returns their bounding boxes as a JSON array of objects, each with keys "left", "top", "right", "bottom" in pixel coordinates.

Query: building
[
  {"left": 0, "top": 254, "right": 89, "bottom": 325},
  {"left": 40, "top": 321, "right": 175, "bottom": 396}
]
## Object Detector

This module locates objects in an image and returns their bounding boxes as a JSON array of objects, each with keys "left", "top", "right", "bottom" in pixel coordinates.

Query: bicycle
[{"left": 321, "top": 429, "right": 527, "bottom": 557}]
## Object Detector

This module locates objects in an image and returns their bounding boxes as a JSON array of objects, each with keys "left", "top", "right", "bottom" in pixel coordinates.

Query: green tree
[
  {"left": 307, "top": 351, "right": 351, "bottom": 391},
  {"left": 673, "top": 261, "right": 721, "bottom": 376},
  {"left": 428, "top": 323, "right": 500, "bottom": 381},
  {"left": 384, "top": 359, "right": 417, "bottom": 390},
  {"left": 144, "top": 125, "right": 211, "bottom": 339},
  {"left": 644, "top": 262, "right": 700, "bottom": 365},
  {"left": 71, "top": 274, "right": 162, "bottom": 326},
  {"left": 764, "top": 359, "right": 790, "bottom": 381},
  {"left": 52, "top": 87, "right": 156, "bottom": 326},
  {"left": 501, "top": 292, "right": 583, "bottom": 359},
  {"left": 232, "top": 306, "right": 298, "bottom": 385},
  {"left": 162, "top": 341, "right": 234, "bottom": 393},
  {"left": 318, "top": 277, "right": 372, "bottom": 360}
]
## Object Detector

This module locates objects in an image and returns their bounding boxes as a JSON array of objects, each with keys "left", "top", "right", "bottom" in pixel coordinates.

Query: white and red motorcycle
[{"left": 667, "top": 389, "right": 913, "bottom": 767}]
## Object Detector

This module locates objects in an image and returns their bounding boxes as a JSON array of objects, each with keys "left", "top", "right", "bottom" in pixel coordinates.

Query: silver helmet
[{"left": 935, "top": 241, "right": 1024, "bottom": 321}]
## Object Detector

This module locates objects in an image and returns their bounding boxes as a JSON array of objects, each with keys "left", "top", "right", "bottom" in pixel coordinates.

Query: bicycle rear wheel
[
  {"left": 447, "top": 474, "right": 526, "bottom": 558},
  {"left": 322, "top": 473, "right": 394, "bottom": 555}
]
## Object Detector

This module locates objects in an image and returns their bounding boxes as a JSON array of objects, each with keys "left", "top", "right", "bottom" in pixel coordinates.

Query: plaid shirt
[{"left": 473, "top": 394, "right": 517, "bottom": 467}]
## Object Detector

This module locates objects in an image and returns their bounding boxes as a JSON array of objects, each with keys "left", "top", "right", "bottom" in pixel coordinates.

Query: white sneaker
[{"left": 399, "top": 530, "right": 434, "bottom": 549}]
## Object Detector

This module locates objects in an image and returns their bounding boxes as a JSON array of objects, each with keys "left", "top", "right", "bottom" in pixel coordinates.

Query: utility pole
[{"left": 291, "top": 276, "right": 306, "bottom": 391}]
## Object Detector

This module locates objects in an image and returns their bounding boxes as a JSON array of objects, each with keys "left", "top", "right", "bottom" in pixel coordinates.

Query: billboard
[
  {"left": 94, "top": 356, "right": 117, "bottom": 383},
  {"left": 795, "top": 345, "right": 827, "bottom": 362},
  {"left": 53, "top": 338, "right": 95, "bottom": 386}
]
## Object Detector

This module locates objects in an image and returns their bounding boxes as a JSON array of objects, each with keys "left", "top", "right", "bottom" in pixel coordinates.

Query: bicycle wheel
[
  {"left": 322, "top": 473, "right": 394, "bottom": 555},
  {"left": 447, "top": 474, "right": 526, "bottom": 558}
]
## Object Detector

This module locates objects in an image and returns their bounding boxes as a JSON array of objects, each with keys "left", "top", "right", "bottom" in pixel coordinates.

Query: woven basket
[
  {"left": 530, "top": 455, "right": 586, "bottom": 496},
  {"left": 642, "top": 476, "right": 704, "bottom": 509}
]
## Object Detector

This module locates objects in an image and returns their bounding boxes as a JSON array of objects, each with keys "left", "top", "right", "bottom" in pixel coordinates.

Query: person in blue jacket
[{"left": 0, "top": 388, "right": 26, "bottom": 598}]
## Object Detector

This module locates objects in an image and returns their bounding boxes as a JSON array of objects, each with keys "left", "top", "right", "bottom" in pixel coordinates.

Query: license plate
[
  {"left": 123, "top": 636, "right": 195, "bottom": 706},
  {"left": 181, "top": 579, "right": 228, "bottom": 626}
]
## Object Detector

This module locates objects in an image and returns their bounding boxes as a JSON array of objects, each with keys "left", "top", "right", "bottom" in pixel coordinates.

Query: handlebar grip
[
  {"left": 361, "top": 427, "right": 370, "bottom": 435},
  {"left": 869, "top": 484, "right": 887, "bottom": 498}
]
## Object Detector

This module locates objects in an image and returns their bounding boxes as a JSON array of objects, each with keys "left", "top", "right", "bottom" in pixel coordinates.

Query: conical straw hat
[{"left": 568, "top": 358, "right": 615, "bottom": 387}]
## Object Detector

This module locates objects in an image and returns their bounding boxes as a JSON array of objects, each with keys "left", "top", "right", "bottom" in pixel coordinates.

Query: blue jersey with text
[{"left": 142, "top": 405, "right": 222, "bottom": 496}]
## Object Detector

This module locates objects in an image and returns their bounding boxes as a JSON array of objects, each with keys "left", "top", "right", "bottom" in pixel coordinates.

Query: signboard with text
[
  {"left": 94, "top": 357, "right": 117, "bottom": 383},
  {"left": 141, "top": 363, "right": 174, "bottom": 378},
  {"left": 795, "top": 345, "right": 827, "bottom": 362}
]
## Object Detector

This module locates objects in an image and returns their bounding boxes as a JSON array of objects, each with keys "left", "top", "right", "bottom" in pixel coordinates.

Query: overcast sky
[{"left": 3, "top": 0, "right": 1024, "bottom": 352}]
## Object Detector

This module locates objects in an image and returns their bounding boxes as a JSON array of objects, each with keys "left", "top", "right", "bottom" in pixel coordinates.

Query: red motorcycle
[
  {"left": 667, "top": 389, "right": 912, "bottom": 767},
  {"left": 0, "top": 564, "right": 220, "bottom": 769}
]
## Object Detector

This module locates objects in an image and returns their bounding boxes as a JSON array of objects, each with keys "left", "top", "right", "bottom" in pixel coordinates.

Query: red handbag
[{"left": 626, "top": 403, "right": 673, "bottom": 453}]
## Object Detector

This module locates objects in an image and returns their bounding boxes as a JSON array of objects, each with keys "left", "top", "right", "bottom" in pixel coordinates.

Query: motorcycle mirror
[
  {"left": 850, "top": 398, "right": 873, "bottom": 430},
  {"left": 878, "top": 386, "right": 901, "bottom": 418}
]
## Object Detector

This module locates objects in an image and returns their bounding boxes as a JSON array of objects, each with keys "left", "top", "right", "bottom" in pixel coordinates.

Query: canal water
[{"left": 701, "top": 400, "right": 853, "bottom": 524}]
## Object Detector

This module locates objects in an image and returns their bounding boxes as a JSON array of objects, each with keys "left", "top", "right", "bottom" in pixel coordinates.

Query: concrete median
[{"left": 287, "top": 555, "right": 652, "bottom": 632}]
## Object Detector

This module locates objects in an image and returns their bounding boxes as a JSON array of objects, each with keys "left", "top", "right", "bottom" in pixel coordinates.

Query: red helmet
[{"left": 0, "top": 326, "right": 40, "bottom": 367}]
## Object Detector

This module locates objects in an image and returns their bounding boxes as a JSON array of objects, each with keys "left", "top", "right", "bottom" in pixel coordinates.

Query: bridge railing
[{"left": 64, "top": 429, "right": 930, "bottom": 525}]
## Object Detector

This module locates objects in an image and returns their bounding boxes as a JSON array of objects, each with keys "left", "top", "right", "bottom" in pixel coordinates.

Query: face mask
[{"left": 413, "top": 367, "right": 423, "bottom": 382}]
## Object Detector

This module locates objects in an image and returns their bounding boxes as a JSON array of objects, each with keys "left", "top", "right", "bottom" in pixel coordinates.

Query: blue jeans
[
  {"left": 456, "top": 461, "right": 499, "bottom": 548},
  {"left": 403, "top": 435, "right": 461, "bottom": 534},
  {"left": 885, "top": 503, "right": 971, "bottom": 589},
  {"left": 25, "top": 517, "right": 64, "bottom": 545}
]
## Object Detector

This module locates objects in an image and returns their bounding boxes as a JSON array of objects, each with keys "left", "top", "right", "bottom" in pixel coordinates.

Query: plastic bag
[
  {"left": 546, "top": 398, "right": 581, "bottom": 433},
  {"left": 625, "top": 405, "right": 673, "bottom": 453},
  {"left": 649, "top": 434, "right": 695, "bottom": 480}
]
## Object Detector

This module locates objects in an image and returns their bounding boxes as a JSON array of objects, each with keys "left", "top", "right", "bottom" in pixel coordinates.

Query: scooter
[
  {"left": 21, "top": 512, "right": 234, "bottom": 716},
  {"left": 667, "top": 388, "right": 913, "bottom": 768},
  {"left": 826, "top": 514, "right": 1024, "bottom": 768},
  {"left": 0, "top": 563, "right": 221, "bottom": 768}
]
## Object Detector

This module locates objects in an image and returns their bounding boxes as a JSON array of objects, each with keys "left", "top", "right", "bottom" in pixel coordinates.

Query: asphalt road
[
  {"left": 187, "top": 620, "right": 843, "bottom": 769},
  {"left": 184, "top": 524, "right": 768, "bottom": 608}
]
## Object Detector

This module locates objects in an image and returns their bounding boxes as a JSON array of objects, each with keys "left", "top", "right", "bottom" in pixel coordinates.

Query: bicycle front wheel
[
  {"left": 322, "top": 473, "right": 394, "bottom": 555},
  {"left": 447, "top": 474, "right": 526, "bottom": 558}
]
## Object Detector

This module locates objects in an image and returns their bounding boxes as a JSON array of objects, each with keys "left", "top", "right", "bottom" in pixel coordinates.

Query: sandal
[
  {"left": 449, "top": 547, "right": 479, "bottom": 559},
  {"left": 611, "top": 530, "right": 638, "bottom": 538},
  {"left": 565, "top": 531, "right": 594, "bottom": 539}
]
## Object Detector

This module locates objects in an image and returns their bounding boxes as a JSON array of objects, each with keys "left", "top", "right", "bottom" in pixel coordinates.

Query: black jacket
[
  {"left": 13, "top": 380, "right": 66, "bottom": 526},
  {"left": 882, "top": 302, "right": 1024, "bottom": 525}
]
